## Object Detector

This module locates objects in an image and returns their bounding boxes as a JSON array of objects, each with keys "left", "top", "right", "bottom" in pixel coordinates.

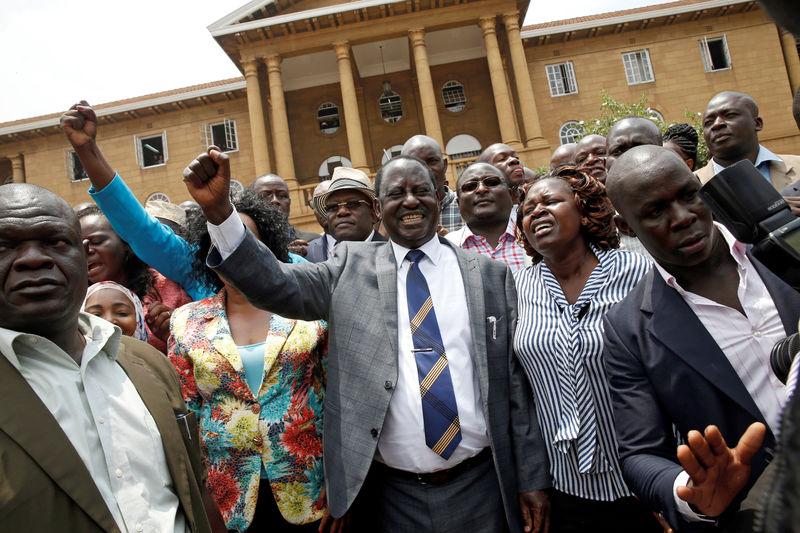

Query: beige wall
[{"left": 525, "top": 9, "right": 800, "bottom": 153}]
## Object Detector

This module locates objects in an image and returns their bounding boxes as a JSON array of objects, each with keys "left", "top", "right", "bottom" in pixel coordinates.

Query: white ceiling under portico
[{"left": 280, "top": 26, "right": 485, "bottom": 92}]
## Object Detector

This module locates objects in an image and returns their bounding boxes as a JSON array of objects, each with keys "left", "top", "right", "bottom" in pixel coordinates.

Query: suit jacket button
[
  {"left": 384, "top": 380, "right": 393, "bottom": 390},
  {"left": 370, "top": 428, "right": 378, "bottom": 438},
  {"left": 253, "top": 435, "right": 263, "bottom": 446}
]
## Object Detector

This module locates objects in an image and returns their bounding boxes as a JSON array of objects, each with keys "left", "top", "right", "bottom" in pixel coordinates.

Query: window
[
  {"left": 203, "top": 119, "right": 238, "bottom": 152},
  {"left": 622, "top": 50, "right": 655, "bottom": 85},
  {"left": 318, "top": 156, "right": 353, "bottom": 178},
  {"left": 135, "top": 132, "right": 168, "bottom": 168},
  {"left": 317, "top": 102, "right": 340, "bottom": 134},
  {"left": 146, "top": 192, "right": 170, "bottom": 203},
  {"left": 545, "top": 62, "right": 578, "bottom": 97},
  {"left": 699, "top": 36, "right": 732, "bottom": 72},
  {"left": 445, "top": 134, "right": 482, "bottom": 160},
  {"left": 647, "top": 109, "right": 664, "bottom": 122},
  {"left": 559, "top": 121, "right": 584, "bottom": 144},
  {"left": 379, "top": 91, "right": 403, "bottom": 123},
  {"left": 66, "top": 150, "right": 88, "bottom": 182},
  {"left": 381, "top": 145, "right": 404, "bottom": 165},
  {"left": 441, "top": 81, "right": 466, "bottom": 112}
]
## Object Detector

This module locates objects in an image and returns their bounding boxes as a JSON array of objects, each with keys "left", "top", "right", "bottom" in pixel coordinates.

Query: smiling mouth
[{"left": 401, "top": 213, "right": 424, "bottom": 223}]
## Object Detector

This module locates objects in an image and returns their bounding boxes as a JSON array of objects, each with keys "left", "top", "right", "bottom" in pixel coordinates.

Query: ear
[
  {"left": 442, "top": 157, "right": 448, "bottom": 174},
  {"left": 369, "top": 204, "right": 379, "bottom": 224},
  {"left": 686, "top": 158, "right": 695, "bottom": 171},
  {"left": 614, "top": 213, "right": 636, "bottom": 238},
  {"left": 373, "top": 197, "right": 383, "bottom": 221},
  {"left": 755, "top": 116, "right": 764, "bottom": 132}
]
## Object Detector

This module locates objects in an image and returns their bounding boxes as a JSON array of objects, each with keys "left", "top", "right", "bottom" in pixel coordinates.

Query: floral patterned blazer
[{"left": 168, "top": 290, "right": 327, "bottom": 531}]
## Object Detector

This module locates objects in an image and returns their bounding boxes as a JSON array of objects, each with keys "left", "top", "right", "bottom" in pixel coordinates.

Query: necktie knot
[{"left": 406, "top": 249, "right": 425, "bottom": 264}]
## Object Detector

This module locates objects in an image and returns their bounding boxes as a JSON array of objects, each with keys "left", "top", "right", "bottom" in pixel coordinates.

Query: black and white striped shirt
[{"left": 513, "top": 246, "right": 651, "bottom": 501}]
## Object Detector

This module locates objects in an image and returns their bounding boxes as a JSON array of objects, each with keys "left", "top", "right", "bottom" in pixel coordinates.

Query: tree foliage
[{"left": 575, "top": 90, "right": 707, "bottom": 167}]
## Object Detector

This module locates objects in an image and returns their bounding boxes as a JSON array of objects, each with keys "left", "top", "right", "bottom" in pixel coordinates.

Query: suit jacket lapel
[
  {"left": 116, "top": 346, "right": 195, "bottom": 523},
  {"left": 0, "top": 354, "right": 119, "bottom": 532},
  {"left": 643, "top": 271, "right": 764, "bottom": 422},
  {"left": 376, "top": 242, "right": 399, "bottom": 361},
  {"left": 450, "top": 241, "right": 490, "bottom": 408}
]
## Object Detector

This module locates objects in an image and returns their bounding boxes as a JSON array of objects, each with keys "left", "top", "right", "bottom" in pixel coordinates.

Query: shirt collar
[
  {"left": 439, "top": 186, "right": 457, "bottom": 208},
  {"left": 653, "top": 222, "right": 747, "bottom": 291},
  {"left": 390, "top": 234, "right": 443, "bottom": 270},
  {"left": 711, "top": 145, "right": 781, "bottom": 173},
  {"left": 461, "top": 210, "right": 517, "bottom": 246},
  {"left": 0, "top": 312, "right": 121, "bottom": 372}
]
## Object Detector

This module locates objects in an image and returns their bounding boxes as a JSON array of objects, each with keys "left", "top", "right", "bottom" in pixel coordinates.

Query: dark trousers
[
  {"left": 246, "top": 480, "right": 321, "bottom": 533},
  {"left": 350, "top": 456, "right": 510, "bottom": 533},
  {"left": 548, "top": 490, "right": 662, "bottom": 533}
]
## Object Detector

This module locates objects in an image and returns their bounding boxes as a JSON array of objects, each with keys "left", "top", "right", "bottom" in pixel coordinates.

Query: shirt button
[
  {"left": 136, "top": 524, "right": 143, "bottom": 532},
  {"left": 98, "top": 416, "right": 105, "bottom": 424},
  {"left": 753, "top": 330, "right": 761, "bottom": 338},
  {"left": 115, "top": 469, "right": 123, "bottom": 478}
]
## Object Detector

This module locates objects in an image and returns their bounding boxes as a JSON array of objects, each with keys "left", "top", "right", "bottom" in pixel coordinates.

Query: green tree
[{"left": 576, "top": 90, "right": 707, "bottom": 167}]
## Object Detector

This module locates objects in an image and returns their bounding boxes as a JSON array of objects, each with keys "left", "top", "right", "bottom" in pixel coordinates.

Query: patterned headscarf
[{"left": 83, "top": 281, "right": 148, "bottom": 342}]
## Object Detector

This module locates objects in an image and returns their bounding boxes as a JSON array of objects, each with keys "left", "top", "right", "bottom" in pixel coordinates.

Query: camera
[{"left": 699, "top": 160, "right": 800, "bottom": 290}]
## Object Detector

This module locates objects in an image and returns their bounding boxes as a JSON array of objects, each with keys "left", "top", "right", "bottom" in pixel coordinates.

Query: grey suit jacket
[
  {"left": 0, "top": 336, "right": 214, "bottom": 533},
  {"left": 305, "top": 232, "right": 388, "bottom": 263},
  {"left": 696, "top": 153, "right": 800, "bottom": 192},
  {"left": 210, "top": 230, "right": 550, "bottom": 530}
]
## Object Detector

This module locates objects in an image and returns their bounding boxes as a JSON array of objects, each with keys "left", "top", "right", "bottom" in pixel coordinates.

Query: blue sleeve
[{"left": 89, "top": 174, "right": 212, "bottom": 300}]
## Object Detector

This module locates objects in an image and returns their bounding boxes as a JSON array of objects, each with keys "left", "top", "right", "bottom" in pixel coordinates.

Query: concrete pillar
[
  {"left": 479, "top": 16, "right": 521, "bottom": 149},
  {"left": 242, "top": 59, "right": 272, "bottom": 176},
  {"left": 408, "top": 28, "right": 444, "bottom": 149},
  {"left": 503, "top": 12, "right": 546, "bottom": 145},
  {"left": 265, "top": 54, "right": 297, "bottom": 186},
  {"left": 11, "top": 155, "right": 24, "bottom": 183},
  {"left": 779, "top": 28, "right": 800, "bottom": 94},
  {"left": 333, "top": 41, "right": 369, "bottom": 171}
]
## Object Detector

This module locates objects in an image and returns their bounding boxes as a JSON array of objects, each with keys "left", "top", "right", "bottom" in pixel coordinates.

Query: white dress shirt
[
  {"left": 208, "top": 210, "right": 489, "bottom": 472},
  {"left": 0, "top": 313, "right": 187, "bottom": 533},
  {"left": 655, "top": 223, "right": 786, "bottom": 522}
]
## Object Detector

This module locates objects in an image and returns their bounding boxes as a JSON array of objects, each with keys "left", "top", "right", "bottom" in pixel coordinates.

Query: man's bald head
[
  {"left": 606, "top": 145, "right": 694, "bottom": 218},
  {"left": 401, "top": 135, "right": 448, "bottom": 196},
  {"left": 605, "top": 117, "right": 663, "bottom": 170},
  {"left": 0, "top": 183, "right": 88, "bottom": 340},
  {"left": 251, "top": 174, "right": 291, "bottom": 215},
  {"left": 702, "top": 91, "right": 763, "bottom": 166},
  {"left": 550, "top": 143, "right": 577, "bottom": 169}
]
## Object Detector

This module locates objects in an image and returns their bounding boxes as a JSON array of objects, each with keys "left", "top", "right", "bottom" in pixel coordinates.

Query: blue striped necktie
[{"left": 405, "top": 249, "right": 462, "bottom": 459}]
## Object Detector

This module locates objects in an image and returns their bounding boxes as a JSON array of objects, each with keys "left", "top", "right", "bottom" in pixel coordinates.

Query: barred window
[
  {"left": 559, "top": 121, "right": 584, "bottom": 144},
  {"left": 545, "top": 62, "right": 578, "bottom": 97},
  {"left": 441, "top": 81, "right": 466, "bottom": 112},
  {"left": 622, "top": 50, "right": 655, "bottom": 85},
  {"left": 317, "top": 102, "right": 340, "bottom": 134},
  {"left": 379, "top": 92, "right": 403, "bottom": 123}
]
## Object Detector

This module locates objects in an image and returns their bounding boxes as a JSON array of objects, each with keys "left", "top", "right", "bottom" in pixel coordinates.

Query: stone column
[
  {"left": 503, "top": 12, "right": 546, "bottom": 145},
  {"left": 11, "top": 154, "right": 24, "bottom": 183},
  {"left": 408, "top": 28, "right": 444, "bottom": 149},
  {"left": 333, "top": 41, "right": 369, "bottom": 171},
  {"left": 779, "top": 29, "right": 800, "bottom": 94},
  {"left": 242, "top": 59, "right": 272, "bottom": 176},
  {"left": 479, "top": 16, "right": 521, "bottom": 149},
  {"left": 265, "top": 54, "right": 297, "bottom": 186}
]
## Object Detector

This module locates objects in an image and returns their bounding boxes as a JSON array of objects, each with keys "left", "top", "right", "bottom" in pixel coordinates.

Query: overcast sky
[{"left": 0, "top": 0, "right": 675, "bottom": 123}]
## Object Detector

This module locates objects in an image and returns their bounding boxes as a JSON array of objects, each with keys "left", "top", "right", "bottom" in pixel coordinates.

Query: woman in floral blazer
[{"left": 169, "top": 190, "right": 329, "bottom": 532}]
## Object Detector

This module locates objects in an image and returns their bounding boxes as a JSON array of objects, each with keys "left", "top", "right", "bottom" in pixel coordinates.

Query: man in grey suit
[{"left": 182, "top": 150, "right": 551, "bottom": 533}]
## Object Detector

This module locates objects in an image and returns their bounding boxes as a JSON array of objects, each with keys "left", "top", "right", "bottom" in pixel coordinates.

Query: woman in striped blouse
[{"left": 513, "top": 166, "right": 661, "bottom": 532}]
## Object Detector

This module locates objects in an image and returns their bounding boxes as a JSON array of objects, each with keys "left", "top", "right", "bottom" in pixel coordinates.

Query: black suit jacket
[
  {"left": 602, "top": 253, "right": 800, "bottom": 531},
  {"left": 305, "top": 232, "right": 388, "bottom": 263}
]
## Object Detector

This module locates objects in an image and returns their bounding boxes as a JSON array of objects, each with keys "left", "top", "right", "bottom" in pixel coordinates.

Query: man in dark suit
[
  {"left": 183, "top": 151, "right": 551, "bottom": 533},
  {"left": 602, "top": 145, "right": 800, "bottom": 531},
  {"left": 304, "top": 166, "right": 387, "bottom": 263},
  {"left": 0, "top": 184, "right": 223, "bottom": 532}
]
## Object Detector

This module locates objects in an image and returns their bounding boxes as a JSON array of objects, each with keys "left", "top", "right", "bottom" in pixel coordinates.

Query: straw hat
[{"left": 313, "top": 166, "right": 376, "bottom": 217}]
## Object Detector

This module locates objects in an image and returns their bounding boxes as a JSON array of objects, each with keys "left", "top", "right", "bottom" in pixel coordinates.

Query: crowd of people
[{"left": 2, "top": 79, "right": 800, "bottom": 533}]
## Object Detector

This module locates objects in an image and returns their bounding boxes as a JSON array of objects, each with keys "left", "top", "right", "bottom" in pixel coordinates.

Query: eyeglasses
[
  {"left": 459, "top": 176, "right": 505, "bottom": 193},
  {"left": 324, "top": 199, "right": 371, "bottom": 213}
]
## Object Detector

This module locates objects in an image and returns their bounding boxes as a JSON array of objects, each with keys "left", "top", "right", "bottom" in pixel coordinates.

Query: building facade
[{"left": 1, "top": 0, "right": 798, "bottom": 232}]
